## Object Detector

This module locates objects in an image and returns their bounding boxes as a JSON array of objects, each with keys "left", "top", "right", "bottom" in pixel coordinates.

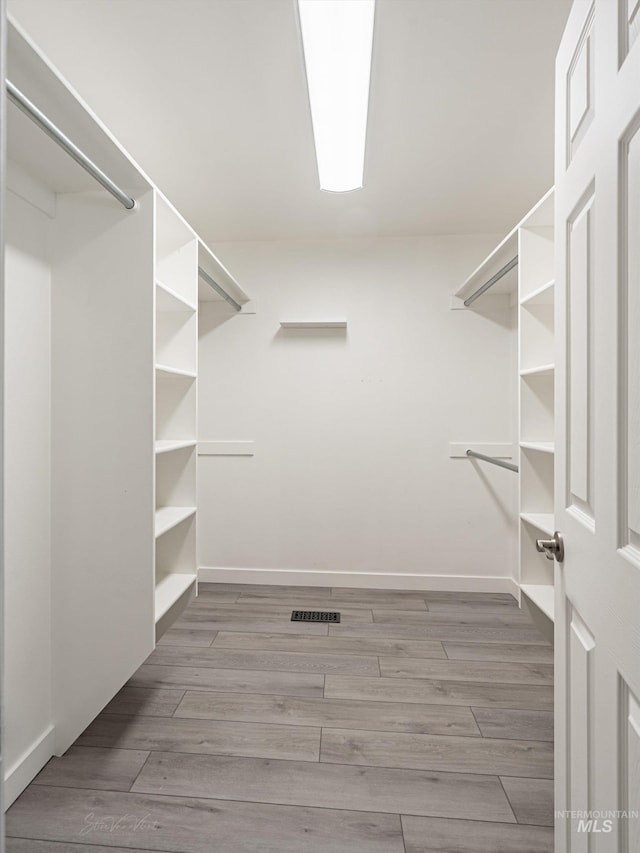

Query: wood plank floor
[{"left": 6, "top": 584, "right": 554, "bottom": 852}]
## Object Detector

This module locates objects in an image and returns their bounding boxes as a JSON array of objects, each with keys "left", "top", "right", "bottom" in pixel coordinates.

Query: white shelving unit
[
  {"left": 4, "top": 16, "right": 157, "bottom": 782},
  {"left": 517, "top": 192, "right": 556, "bottom": 629},
  {"left": 3, "top": 16, "right": 252, "bottom": 807},
  {"left": 154, "top": 195, "right": 199, "bottom": 636},
  {"left": 455, "top": 189, "right": 556, "bottom": 636}
]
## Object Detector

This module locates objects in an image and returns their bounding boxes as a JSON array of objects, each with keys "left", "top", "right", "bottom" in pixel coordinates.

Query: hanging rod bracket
[
  {"left": 466, "top": 449, "right": 518, "bottom": 473},
  {"left": 6, "top": 79, "right": 137, "bottom": 211}
]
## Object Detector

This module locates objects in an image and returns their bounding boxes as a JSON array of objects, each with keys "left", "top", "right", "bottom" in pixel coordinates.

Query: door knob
[{"left": 536, "top": 531, "right": 564, "bottom": 562}]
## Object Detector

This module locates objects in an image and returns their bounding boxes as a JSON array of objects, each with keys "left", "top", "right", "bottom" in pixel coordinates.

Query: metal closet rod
[
  {"left": 6, "top": 79, "right": 136, "bottom": 211},
  {"left": 198, "top": 267, "right": 242, "bottom": 313},
  {"left": 464, "top": 255, "right": 518, "bottom": 307},
  {"left": 466, "top": 449, "right": 518, "bottom": 473}
]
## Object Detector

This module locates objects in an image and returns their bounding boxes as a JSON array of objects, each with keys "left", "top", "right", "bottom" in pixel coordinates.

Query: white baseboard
[
  {"left": 4, "top": 724, "right": 55, "bottom": 809},
  {"left": 198, "top": 566, "right": 518, "bottom": 597}
]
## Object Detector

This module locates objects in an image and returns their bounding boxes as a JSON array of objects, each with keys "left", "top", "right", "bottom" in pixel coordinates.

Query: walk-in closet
[{"left": 1, "top": 1, "right": 639, "bottom": 852}]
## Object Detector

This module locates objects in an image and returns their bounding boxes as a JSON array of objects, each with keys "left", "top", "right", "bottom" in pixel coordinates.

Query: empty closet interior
[{"left": 2, "top": 0, "right": 567, "bottom": 813}]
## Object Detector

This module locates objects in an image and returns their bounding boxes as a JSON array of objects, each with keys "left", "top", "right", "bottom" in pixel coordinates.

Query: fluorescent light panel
[{"left": 298, "top": 0, "right": 375, "bottom": 193}]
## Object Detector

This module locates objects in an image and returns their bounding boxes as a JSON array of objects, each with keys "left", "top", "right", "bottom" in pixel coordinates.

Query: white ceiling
[{"left": 8, "top": 0, "right": 571, "bottom": 243}]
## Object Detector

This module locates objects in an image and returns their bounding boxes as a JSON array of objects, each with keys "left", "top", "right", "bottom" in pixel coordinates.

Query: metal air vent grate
[{"left": 291, "top": 610, "right": 341, "bottom": 623}]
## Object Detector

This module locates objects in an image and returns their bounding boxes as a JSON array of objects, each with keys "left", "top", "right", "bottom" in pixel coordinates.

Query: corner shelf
[
  {"left": 520, "top": 583, "right": 555, "bottom": 621},
  {"left": 155, "top": 506, "right": 197, "bottom": 539},
  {"left": 155, "top": 572, "right": 196, "bottom": 623}
]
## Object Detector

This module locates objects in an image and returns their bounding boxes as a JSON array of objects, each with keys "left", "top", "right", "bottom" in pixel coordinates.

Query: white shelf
[
  {"left": 155, "top": 506, "right": 196, "bottom": 538},
  {"left": 455, "top": 189, "right": 554, "bottom": 303},
  {"left": 521, "top": 584, "right": 555, "bottom": 622},
  {"left": 520, "top": 364, "right": 555, "bottom": 377},
  {"left": 198, "top": 240, "right": 249, "bottom": 306},
  {"left": 520, "top": 280, "right": 555, "bottom": 306},
  {"left": 520, "top": 441, "right": 555, "bottom": 454},
  {"left": 156, "top": 364, "right": 197, "bottom": 380},
  {"left": 280, "top": 320, "right": 347, "bottom": 329},
  {"left": 455, "top": 229, "right": 518, "bottom": 300},
  {"left": 155, "top": 572, "right": 196, "bottom": 622},
  {"left": 156, "top": 280, "right": 196, "bottom": 313},
  {"left": 155, "top": 439, "right": 197, "bottom": 455},
  {"left": 520, "top": 513, "right": 555, "bottom": 536}
]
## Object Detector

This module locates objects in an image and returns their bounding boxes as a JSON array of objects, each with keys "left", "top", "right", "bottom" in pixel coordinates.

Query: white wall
[
  {"left": 198, "top": 235, "right": 518, "bottom": 591},
  {"left": 4, "top": 178, "right": 54, "bottom": 803}
]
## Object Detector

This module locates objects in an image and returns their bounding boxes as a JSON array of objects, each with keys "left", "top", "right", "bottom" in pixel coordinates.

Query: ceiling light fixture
[{"left": 298, "top": 0, "right": 375, "bottom": 193}]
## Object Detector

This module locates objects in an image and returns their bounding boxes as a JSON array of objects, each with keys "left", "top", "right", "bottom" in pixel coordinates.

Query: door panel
[
  {"left": 556, "top": 1, "right": 640, "bottom": 850},
  {"left": 567, "top": 190, "right": 594, "bottom": 520},
  {"left": 622, "top": 116, "right": 640, "bottom": 553},
  {"left": 619, "top": 680, "right": 640, "bottom": 850},
  {"left": 566, "top": 4, "right": 595, "bottom": 164},
  {"left": 568, "top": 608, "right": 595, "bottom": 853}
]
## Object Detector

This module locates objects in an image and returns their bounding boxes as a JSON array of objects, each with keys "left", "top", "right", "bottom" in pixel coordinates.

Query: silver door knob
[{"left": 536, "top": 531, "right": 564, "bottom": 563}]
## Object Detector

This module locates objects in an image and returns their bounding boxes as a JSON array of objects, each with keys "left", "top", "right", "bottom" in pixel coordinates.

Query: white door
[{"left": 555, "top": 0, "right": 640, "bottom": 850}]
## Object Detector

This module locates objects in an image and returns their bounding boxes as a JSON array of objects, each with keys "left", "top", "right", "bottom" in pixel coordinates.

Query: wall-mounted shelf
[
  {"left": 280, "top": 320, "right": 347, "bottom": 329},
  {"left": 455, "top": 229, "right": 519, "bottom": 302},
  {"left": 449, "top": 442, "right": 514, "bottom": 459},
  {"left": 198, "top": 241, "right": 250, "bottom": 308}
]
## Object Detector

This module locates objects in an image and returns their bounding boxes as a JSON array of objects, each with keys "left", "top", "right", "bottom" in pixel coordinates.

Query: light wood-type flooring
[{"left": 6, "top": 583, "right": 554, "bottom": 852}]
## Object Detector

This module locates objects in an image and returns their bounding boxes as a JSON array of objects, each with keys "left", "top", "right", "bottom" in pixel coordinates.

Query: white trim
[
  {"left": 4, "top": 724, "right": 55, "bottom": 808},
  {"left": 198, "top": 566, "right": 519, "bottom": 596}
]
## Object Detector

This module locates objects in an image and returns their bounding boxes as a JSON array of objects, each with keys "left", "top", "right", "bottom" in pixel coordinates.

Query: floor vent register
[{"left": 291, "top": 610, "right": 341, "bottom": 623}]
